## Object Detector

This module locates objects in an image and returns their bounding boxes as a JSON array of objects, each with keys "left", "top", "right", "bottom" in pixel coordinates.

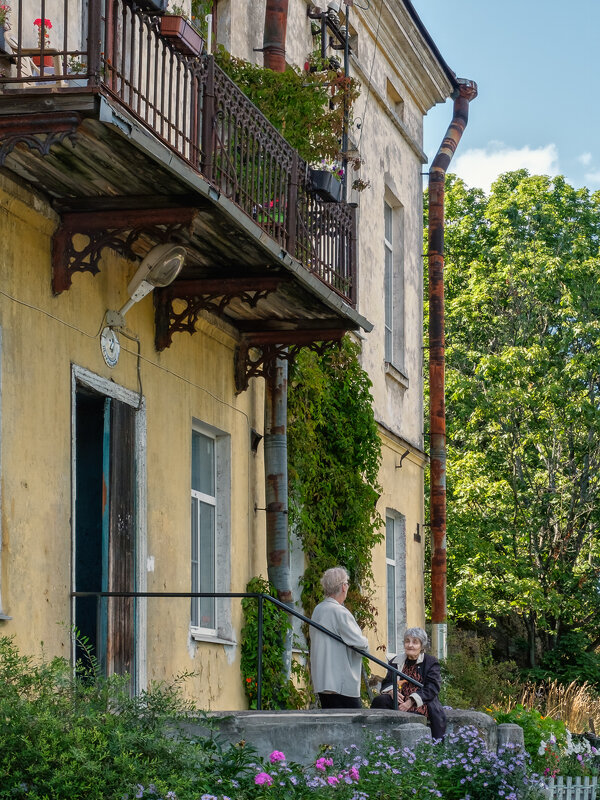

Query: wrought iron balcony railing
[{"left": 0, "top": 0, "right": 356, "bottom": 305}]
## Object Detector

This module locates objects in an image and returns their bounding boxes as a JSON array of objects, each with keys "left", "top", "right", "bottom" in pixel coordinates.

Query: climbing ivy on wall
[
  {"left": 287, "top": 337, "right": 383, "bottom": 629},
  {"left": 213, "top": 48, "right": 360, "bottom": 167},
  {"left": 240, "top": 577, "right": 309, "bottom": 710}
]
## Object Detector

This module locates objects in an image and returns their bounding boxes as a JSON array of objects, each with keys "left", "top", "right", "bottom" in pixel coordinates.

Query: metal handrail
[{"left": 71, "top": 590, "right": 422, "bottom": 708}]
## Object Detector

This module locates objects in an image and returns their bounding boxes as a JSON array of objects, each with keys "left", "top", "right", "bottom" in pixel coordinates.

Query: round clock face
[{"left": 100, "top": 327, "right": 121, "bottom": 368}]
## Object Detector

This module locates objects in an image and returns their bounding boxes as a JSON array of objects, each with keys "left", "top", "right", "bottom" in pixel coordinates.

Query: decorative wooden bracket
[
  {"left": 52, "top": 208, "right": 198, "bottom": 294},
  {"left": 0, "top": 112, "right": 81, "bottom": 166},
  {"left": 154, "top": 277, "right": 282, "bottom": 350},
  {"left": 234, "top": 330, "right": 345, "bottom": 393}
]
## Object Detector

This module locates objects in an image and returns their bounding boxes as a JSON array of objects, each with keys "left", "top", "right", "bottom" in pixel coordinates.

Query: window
[
  {"left": 190, "top": 423, "right": 232, "bottom": 641},
  {"left": 386, "top": 78, "right": 404, "bottom": 121},
  {"left": 384, "top": 202, "right": 394, "bottom": 363},
  {"left": 383, "top": 198, "right": 405, "bottom": 373},
  {"left": 386, "top": 511, "right": 406, "bottom": 657},
  {"left": 191, "top": 430, "right": 216, "bottom": 633}
]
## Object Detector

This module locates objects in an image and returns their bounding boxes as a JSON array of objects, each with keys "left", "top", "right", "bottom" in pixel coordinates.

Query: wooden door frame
[{"left": 70, "top": 365, "right": 147, "bottom": 692}]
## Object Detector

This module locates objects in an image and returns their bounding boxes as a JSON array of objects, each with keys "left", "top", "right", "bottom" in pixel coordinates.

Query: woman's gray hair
[
  {"left": 321, "top": 567, "right": 349, "bottom": 597},
  {"left": 404, "top": 627, "right": 428, "bottom": 649}
]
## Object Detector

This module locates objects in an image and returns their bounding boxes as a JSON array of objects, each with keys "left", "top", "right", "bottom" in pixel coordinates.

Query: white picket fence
[{"left": 544, "top": 776, "right": 598, "bottom": 799}]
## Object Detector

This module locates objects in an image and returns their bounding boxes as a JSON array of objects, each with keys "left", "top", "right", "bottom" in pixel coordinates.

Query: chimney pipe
[
  {"left": 263, "top": 0, "right": 289, "bottom": 72},
  {"left": 428, "top": 78, "right": 477, "bottom": 660}
]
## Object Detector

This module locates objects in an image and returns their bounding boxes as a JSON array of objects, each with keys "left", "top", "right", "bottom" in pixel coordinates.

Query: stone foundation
[{"left": 182, "top": 709, "right": 524, "bottom": 765}]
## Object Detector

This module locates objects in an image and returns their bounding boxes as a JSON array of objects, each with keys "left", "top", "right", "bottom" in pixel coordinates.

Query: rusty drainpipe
[
  {"left": 263, "top": 0, "right": 289, "bottom": 72},
  {"left": 428, "top": 78, "right": 477, "bottom": 661},
  {"left": 261, "top": 2, "right": 293, "bottom": 664}
]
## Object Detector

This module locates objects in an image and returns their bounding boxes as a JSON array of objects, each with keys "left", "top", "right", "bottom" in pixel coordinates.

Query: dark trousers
[
  {"left": 370, "top": 692, "right": 446, "bottom": 741},
  {"left": 319, "top": 692, "right": 362, "bottom": 709}
]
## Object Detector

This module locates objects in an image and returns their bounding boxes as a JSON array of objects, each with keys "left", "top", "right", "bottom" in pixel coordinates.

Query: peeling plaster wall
[{"left": 0, "top": 172, "right": 266, "bottom": 710}]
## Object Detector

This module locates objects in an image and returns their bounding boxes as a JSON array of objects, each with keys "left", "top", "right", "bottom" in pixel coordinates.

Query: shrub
[
  {"left": 492, "top": 704, "right": 567, "bottom": 771},
  {"left": 0, "top": 636, "right": 256, "bottom": 800},
  {"left": 440, "top": 628, "right": 519, "bottom": 710}
]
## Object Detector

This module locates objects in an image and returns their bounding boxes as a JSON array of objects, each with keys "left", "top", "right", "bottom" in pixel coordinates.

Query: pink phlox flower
[
  {"left": 315, "top": 757, "right": 334, "bottom": 771},
  {"left": 269, "top": 750, "right": 286, "bottom": 764},
  {"left": 254, "top": 772, "right": 273, "bottom": 786},
  {"left": 349, "top": 766, "right": 360, "bottom": 781},
  {"left": 327, "top": 776, "right": 339, "bottom": 785}
]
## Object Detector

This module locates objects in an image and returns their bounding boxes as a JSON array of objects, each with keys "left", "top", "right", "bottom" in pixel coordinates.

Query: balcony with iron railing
[{"left": 0, "top": 0, "right": 370, "bottom": 388}]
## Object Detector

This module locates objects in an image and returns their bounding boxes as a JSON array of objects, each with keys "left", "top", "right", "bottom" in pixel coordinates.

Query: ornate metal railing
[{"left": 0, "top": 0, "right": 356, "bottom": 304}]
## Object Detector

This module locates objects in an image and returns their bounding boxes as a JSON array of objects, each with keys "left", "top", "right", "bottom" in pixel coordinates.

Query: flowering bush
[
  {"left": 231, "top": 729, "right": 546, "bottom": 799},
  {"left": 0, "top": 3, "right": 10, "bottom": 29},
  {"left": 493, "top": 704, "right": 567, "bottom": 769},
  {"left": 538, "top": 730, "right": 600, "bottom": 778}
]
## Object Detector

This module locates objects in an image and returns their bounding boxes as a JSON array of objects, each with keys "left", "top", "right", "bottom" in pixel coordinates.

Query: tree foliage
[
  {"left": 288, "top": 337, "right": 383, "bottom": 628},
  {"left": 426, "top": 172, "right": 600, "bottom": 677}
]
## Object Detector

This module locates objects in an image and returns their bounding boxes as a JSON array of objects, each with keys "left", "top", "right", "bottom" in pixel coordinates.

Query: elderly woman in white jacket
[{"left": 310, "top": 566, "right": 369, "bottom": 709}]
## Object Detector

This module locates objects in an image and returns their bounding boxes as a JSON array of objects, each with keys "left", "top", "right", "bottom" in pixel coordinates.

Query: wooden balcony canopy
[{"left": 0, "top": 0, "right": 370, "bottom": 388}]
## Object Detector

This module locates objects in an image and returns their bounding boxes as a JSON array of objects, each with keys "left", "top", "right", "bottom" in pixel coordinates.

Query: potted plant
[
  {"left": 0, "top": 3, "right": 10, "bottom": 54},
  {"left": 310, "top": 158, "right": 344, "bottom": 203},
  {"left": 160, "top": 4, "right": 204, "bottom": 56},
  {"left": 32, "top": 17, "right": 53, "bottom": 67}
]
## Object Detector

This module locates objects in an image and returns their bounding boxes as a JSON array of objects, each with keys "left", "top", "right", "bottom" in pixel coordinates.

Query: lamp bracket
[{"left": 52, "top": 208, "right": 198, "bottom": 294}]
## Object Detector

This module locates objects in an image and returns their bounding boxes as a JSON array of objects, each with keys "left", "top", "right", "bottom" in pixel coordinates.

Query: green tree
[{"left": 426, "top": 171, "right": 600, "bottom": 679}]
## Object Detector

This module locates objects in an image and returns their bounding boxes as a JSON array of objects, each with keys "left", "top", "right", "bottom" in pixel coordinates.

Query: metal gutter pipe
[
  {"left": 428, "top": 78, "right": 477, "bottom": 661},
  {"left": 263, "top": 0, "right": 289, "bottom": 72},
  {"left": 260, "top": 0, "right": 293, "bottom": 656}
]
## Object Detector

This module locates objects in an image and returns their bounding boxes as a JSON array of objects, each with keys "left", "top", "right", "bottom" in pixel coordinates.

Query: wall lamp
[{"left": 100, "top": 243, "right": 186, "bottom": 368}]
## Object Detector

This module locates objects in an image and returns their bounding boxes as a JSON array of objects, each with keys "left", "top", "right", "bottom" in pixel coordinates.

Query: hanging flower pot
[
  {"left": 310, "top": 169, "right": 342, "bottom": 203},
  {"left": 160, "top": 15, "right": 204, "bottom": 57}
]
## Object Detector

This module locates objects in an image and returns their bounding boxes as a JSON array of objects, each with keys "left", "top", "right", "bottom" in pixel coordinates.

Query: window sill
[
  {"left": 190, "top": 629, "right": 237, "bottom": 646},
  {"left": 0, "top": 613, "right": 12, "bottom": 621},
  {"left": 384, "top": 362, "right": 409, "bottom": 389}
]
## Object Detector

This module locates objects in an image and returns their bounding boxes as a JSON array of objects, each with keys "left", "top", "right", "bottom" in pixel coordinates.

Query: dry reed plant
[{"left": 496, "top": 680, "right": 600, "bottom": 734}]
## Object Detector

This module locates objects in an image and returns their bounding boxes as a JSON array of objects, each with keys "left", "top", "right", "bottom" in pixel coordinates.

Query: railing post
[
  {"left": 286, "top": 152, "right": 298, "bottom": 257},
  {"left": 87, "top": 0, "right": 102, "bottom": 87},
  {"left": 201, "top": 54, "right": 215, "bottom": 182},
  {"left": 350, "top": 206, "right": 357, "bottom": 305},
  {"left": 257, "top": 594, "right": 264, "bottom": 710}
]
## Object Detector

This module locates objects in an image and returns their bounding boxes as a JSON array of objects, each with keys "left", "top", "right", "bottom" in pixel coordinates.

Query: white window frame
[
  {"left": 383, "top": 196, "right": 406, "bottom": 375},
  {"left": 385, "top": 510, "right": 407, "bottom": 658},
  {"left": 190, "top": 420, "right": 233, "bottom": 644}
]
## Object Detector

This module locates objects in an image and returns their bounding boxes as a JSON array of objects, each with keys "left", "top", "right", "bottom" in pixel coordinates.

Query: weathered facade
[{"left": 0, "top": 0, "right": 457, "bottom": 704}]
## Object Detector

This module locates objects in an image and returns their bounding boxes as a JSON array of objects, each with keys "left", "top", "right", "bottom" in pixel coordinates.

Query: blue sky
[{"left": 414, "top": 0, "right": 600, "bottom": 194}]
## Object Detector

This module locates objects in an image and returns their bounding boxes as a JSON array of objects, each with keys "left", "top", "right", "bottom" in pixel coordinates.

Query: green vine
[
  {"left": 240, "top": 577, "right": 309, "bottom": 710},
  {"left": 288, "top": 337, "right": 383, "bottom": 629},
  {"left": 213, "top": 48, "right": 360, "bottom": 167}
]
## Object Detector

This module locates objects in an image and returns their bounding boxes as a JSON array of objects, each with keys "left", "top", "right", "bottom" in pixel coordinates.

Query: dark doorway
[{"left": 74, "top": 386, "right": 136, "bottom": 682}]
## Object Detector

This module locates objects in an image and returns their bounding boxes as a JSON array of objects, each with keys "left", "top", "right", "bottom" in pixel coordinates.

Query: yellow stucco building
[{"left": 0, "top": 0, "right": 458, "bottom": 705}]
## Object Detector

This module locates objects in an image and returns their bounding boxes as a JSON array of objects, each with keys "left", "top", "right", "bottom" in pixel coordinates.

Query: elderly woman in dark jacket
[{"left": 371, "top": 627, "right": 446, "bottom": 740}]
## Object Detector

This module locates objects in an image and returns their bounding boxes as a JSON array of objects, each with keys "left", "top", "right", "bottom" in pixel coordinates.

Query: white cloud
[
  {"left": 584, "top": 170, "right": 600, "bottom": 186},
  {"left": 578, "top": 152, "right": 593, "bottom": 166},
  {"left": 450, "top": 142, "right": 560, "bottom": 194}
]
